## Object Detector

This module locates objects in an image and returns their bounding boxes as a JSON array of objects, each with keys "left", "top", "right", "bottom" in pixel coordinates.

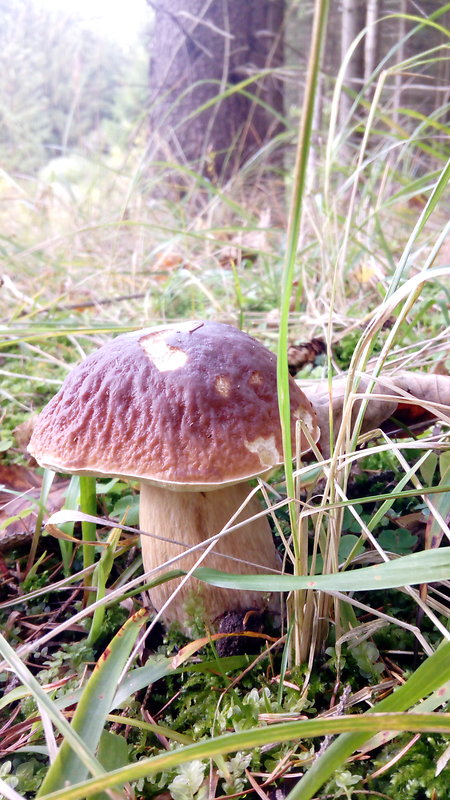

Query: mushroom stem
[{"left": 139, "top": 482, "right": 281, "bottom": 631}]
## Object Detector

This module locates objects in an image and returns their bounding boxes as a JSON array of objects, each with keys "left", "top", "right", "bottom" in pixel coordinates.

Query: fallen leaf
[
  {"left": 352, "top": 258, "right": 386, "bottom": 285},
  {"left": 301, "top": 372, "right": 450, "bottom": 456},
  {"left": 0, "top": 465, "right": 68, "bottom": 551},
  {"left": 150, "top": 248, "right": 186, "bottom": 282},
  {"left": 13, "top": 414, "right": 39, "bottom": 455},
  {"left": 0, "top": 464, "right": 41, "bottom": 492}
]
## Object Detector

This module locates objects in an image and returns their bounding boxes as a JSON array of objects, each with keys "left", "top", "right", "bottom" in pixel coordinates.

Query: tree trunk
[
  {"left": 148, "top": 0, "right": 285, "bottom": 185},
  {"left": 392, "top": 0, "right": 407, "bottom": 124},
  {"left": 339, "top": 0, "right": 366, "bottom": 128},
  {"left": 364, "top": 0, "right": 379, "bottom": 84}
]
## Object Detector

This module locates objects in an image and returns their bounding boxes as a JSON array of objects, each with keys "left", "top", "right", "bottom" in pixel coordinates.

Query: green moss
[{"left": 373, "top": 734, "right": 450, "bottom": 799}]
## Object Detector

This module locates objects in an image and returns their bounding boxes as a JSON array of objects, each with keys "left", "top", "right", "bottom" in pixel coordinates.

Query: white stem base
[{"left": 139, "top": 482, "right": 280, "bottom": 632}]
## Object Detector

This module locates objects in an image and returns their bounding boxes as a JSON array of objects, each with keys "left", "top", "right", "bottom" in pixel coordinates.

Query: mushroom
[{"left": 28, "top": 321, "right": 319, "bottom": 631}]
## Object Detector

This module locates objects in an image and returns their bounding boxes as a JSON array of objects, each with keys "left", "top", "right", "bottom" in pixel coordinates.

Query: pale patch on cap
[
  {"left": 245, "top": 434, "right": 281, "bottom": 468},
  {"left": 139, "top": 331, "right": 188, "bottom": 372},
  {"left": 249, "top": 371, "right": 263, "bottom": 386},
  {"left": 293, "top": 407, "right": 315, "bottom": 431},
  {"left": 215, "top": 375, "right": 231, "bottom": 396}
]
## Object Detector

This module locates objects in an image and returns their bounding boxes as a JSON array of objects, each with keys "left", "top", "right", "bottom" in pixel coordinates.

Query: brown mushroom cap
[{"left": 28, "top": 321, "right": 319, "bottom": 489}]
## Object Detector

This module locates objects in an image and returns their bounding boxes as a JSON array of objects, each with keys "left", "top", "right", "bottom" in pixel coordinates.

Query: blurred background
[{"left": 1, "top": 0, "right": 449, "bottom": 353}]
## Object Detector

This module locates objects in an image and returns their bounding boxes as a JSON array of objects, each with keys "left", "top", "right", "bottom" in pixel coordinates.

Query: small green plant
[
  {"left": 325, "top": 769, "right": 362, "bottom": 799},
  {"left": 167, "top": 760, "right": 208, "bottom": 800}
]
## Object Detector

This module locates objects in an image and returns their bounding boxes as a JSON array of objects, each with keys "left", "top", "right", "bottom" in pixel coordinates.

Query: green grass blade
[
  {"left": 36, "top": 710, "right": 450, "bottom": 800},
  {"left": 26, "top": 468, "right": 55, "bottom": 573},
  {"left": 277, "top": 0, "right": 330, "bottom": 503},
  {"left": 58, "top": 475, "right": 80, "bottom": 575},
  {"left": 0, "top": 634, "right": 104, "bottom": 782},
  {"left": 287, "top": 639, "right": 450, "bottom": 799},
  {"left": 0, "top": 656, "right": 249, "bottom": 724},
  {"left": 112, "top": 655, "right": 178, "bottom": 707},
  {"left": 92, "top": 730, "right": 130, "bottom": 800},
  {"left": 386, "top": 156, "right": 450, "bottom": 297},
  {"left": 79, "top": 475, "right": 97, "bottom": 582},
  {"left": 106, "top": 714, "right": 193, "bottom": 746},
  {"left": 194, "top": 546, "right": 450, "bottom": 593},
  {"left": 87, "top": 526, "right": 121, "bottom": 645},
  {"left": 37, "top": 607, "right": 149, "bottom": 796}
]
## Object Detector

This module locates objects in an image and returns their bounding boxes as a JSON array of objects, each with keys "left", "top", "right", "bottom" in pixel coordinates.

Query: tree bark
[
  {"left": 339, "top": 0, "right": 366, "bottom": 128},
  {"left": 364, "top": 0, "right": 379, "bottom": 84},
  {"left": 393, "top": 0, "right": 407, "bottom": 124},
  {"left": 148, "top": 0, "right": 285, "bottom": 184}
]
